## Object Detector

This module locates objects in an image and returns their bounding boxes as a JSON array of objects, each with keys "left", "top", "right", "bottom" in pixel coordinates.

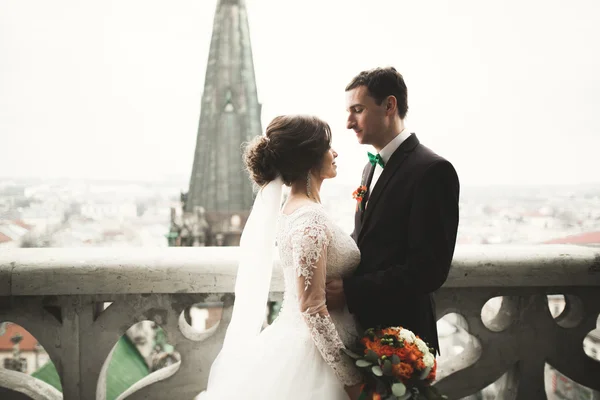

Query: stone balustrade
[{"left": 1, "top": 245, "right": 599, "bottom": 400}]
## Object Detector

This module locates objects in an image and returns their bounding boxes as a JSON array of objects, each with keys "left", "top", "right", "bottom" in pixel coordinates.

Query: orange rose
[
  {"left": 404, "top": 343, "right": 423, "bottom": 356},
  {"left": 381, "top": 345, "right": 394, "bottom": 357},
  {"left": 403, "top": 343, "right": 423, "bottom": 365},
  {"left": 381, "top": 328, "right": 398, "bottom": 336},
  {"left": 408, "top": 352, "right": 418, "bottom": 363},
  {"left": 363, "top": 340, "right": 384, "bottom": 356},
  {"left": 361, "top": 338, "right": 376, "bottom": 351},
  {"left": 394, "top": 346, "right": 408, "bottom": 359},
  {"left": 392, "top": 362, "right": 414, "bottom": 381},
  {"left": 372, "top": 394, "right": 382, "bottom": 400}
]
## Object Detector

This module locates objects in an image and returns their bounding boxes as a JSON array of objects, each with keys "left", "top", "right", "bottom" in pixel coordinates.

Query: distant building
[
  {"left": 169, "top": 0, "right": 261, "bottom": 248},
  {"left": 0, "top": 322, "right": 49, "bottom": 375}
]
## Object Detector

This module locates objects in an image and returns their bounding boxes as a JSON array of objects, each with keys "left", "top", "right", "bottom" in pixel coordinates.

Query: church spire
[{"left": 186, "top": 0, "right": 261, "bottom": 217}]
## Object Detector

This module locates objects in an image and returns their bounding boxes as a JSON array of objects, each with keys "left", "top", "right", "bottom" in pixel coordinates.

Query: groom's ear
[{"left": 385, "top": 95, "right": 397, "bottom": 115}]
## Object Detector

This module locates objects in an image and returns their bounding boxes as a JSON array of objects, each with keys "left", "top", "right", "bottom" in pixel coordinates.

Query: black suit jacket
[{"left": 344, "top": 134, "right": 459, "bottom": 353}]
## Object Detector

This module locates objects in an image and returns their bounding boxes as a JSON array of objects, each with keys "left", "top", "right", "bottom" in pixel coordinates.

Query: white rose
[
  {"left": 399, "top": 329, "right": 416, "bottom": 343},
  {"left": 423, "top": 352, "right": 435, "bottom": 368},
  {"left": 415, "top": 338, "right": 429, "bottom": 354}
]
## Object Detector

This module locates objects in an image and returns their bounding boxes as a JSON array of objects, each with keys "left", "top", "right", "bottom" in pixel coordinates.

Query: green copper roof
[{"left": 32, "top": 335, "right": 149, "bottom": 400}]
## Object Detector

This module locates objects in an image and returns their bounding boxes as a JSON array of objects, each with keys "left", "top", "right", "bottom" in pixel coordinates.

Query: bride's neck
[{"left": 290, "top": 173, "right": 323, "bottom": 203}]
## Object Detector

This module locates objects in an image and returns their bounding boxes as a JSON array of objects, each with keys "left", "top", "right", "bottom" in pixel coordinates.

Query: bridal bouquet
[{"left": 343, "top": 327, "right": 447, "bottom": 400}]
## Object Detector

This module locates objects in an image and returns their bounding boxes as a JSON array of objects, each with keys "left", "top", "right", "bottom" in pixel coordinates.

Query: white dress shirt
[{"left": 369, "top": 129, "right": 412, "bottom": 194}]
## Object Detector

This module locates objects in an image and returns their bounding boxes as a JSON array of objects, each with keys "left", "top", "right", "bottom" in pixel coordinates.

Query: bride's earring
[{"left": 306, "top": 174, "right": 312, "bottom": 199}]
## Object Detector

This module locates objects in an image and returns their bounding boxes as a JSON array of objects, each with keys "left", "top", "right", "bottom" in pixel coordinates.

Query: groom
[{"left": 326, "top": 67, "right": 460, "bottom": 357}]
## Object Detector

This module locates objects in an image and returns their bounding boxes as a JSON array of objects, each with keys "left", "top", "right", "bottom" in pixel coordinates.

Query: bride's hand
[{"left": 344, "top": 383, "right": 363, "bottom": 400}]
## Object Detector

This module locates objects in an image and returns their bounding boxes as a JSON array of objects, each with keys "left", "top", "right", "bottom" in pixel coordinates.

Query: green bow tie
[{"left": 368, "top": 152, "right": 385, "bottom": 168}]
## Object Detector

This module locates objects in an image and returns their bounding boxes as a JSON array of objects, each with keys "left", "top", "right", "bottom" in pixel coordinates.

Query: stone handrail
[{"left": 0, "top": 245, "right": 599, "bottom": 399}]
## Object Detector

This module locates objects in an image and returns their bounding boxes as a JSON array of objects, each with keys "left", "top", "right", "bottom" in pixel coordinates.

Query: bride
[{"left": 198, "top": 115, "right": 364, "bottom": 399}]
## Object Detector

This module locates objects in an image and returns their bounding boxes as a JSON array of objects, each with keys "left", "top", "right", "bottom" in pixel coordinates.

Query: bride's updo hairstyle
[{"left": 244, "top": 115, "right": 332, "bottom": 187}]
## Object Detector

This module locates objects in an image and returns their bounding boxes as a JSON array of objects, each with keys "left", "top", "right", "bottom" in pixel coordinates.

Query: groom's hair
[{"left": 345, "top": 67, "right": 408, "bottom": 119}]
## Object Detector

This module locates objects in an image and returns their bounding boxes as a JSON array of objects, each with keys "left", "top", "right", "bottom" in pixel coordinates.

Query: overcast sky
[{"left": 1, "top": 0, "right": 599, "bottom": 187}]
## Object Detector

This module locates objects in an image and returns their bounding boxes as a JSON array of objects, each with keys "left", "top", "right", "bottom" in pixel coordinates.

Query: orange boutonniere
[{"left": 352, "top": 185, "right": 368, "bottom": 212}]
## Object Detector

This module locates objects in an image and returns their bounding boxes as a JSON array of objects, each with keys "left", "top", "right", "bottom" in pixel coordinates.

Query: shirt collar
[{"left": 378, "top": 128, "right": 411, "bottom": 164}]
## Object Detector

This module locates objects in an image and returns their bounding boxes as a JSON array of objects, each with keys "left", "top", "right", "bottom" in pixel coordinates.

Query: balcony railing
[{"left": 1, "top": 245, "right": 599, "bottom": 400}]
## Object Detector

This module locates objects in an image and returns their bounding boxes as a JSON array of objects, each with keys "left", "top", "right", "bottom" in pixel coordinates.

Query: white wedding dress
[{"left": 200, "top": 202, "right": 363, "bottom": 399}]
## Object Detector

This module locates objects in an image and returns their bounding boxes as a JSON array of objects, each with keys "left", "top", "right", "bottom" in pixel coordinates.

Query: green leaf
[
  {"left": 392, "top": 382, "right": 407, "bottom": 396},
  {"left": 382, "top": 359, "right": 393, "bottom": 376},
  {"left": 391, "top": 354, "right": 401, "bottom": 364},
  {"left": 419, "top": 366, "right": 432, "bottom": 380},
  {"left": 365, "top": 349, "right": 379, "bottom": 364},
  {"left": 356, "top": 359, "right": 373, "bottom": 368},
  {"left": 342, "top": 348, "right": 362, "bottom": 360},
  {"left": 372, "top": 365, "right": 383, "bottom": 376}
]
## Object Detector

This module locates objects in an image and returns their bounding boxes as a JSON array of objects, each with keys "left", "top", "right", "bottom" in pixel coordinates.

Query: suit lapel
[
  {"left": 353, "top": 163, "right": 372, "bottom": 240},
  {"left": 360, "top": 164, "right": 376, "bottom": 220},
  {"left": 359, "top": 134, "right": 420, "bottom": 241}
]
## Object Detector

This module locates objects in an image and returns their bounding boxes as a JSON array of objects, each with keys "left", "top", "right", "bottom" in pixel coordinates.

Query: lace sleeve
[{"left": 291, "top": 216, "right": 362, "bottom": 387}]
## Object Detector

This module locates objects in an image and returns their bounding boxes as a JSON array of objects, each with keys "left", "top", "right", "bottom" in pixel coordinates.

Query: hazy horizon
[{"left": 2, "top": 174, "right": 599, "bottom": 192}]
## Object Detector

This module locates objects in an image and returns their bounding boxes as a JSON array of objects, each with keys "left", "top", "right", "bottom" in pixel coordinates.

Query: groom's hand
[{"left": 326, "top": 278, "right": 346, "bottom": 311}]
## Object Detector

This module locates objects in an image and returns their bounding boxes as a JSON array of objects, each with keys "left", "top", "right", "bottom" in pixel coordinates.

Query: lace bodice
[{"left": 276, "top": 203, "right": 362, "bottom": 386}]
